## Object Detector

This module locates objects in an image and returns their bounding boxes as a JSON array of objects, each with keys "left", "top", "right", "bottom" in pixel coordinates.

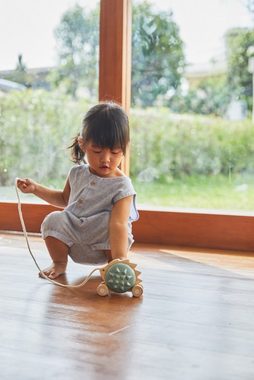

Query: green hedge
[
  {"left": 0, "top": 90, "right": 90, "bottom": 185},
  {"left": 1, "top": 90, "right": 254, "bottom": 186},
  {"left": 130, "top": 108, "right": 254, "bottom": 180}
]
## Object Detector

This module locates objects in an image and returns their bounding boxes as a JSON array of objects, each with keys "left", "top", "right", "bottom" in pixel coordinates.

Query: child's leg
[{"left": 40, "top": 236, "right": 69, "bottom": 279}]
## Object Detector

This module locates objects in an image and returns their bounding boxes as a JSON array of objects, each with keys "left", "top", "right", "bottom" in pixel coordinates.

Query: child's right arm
[{"left": 16, "top": 177, "right": 70, "bottom": 208}]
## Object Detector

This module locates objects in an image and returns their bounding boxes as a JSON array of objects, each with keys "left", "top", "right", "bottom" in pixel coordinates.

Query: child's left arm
[{"left": 109, "top": 195, "right": 133, "bottom": 260}]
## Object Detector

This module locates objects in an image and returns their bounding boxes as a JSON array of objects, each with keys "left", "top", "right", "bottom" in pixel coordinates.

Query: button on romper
[{"left": 41, "top": 164, "right": 139, "bottom": 265}]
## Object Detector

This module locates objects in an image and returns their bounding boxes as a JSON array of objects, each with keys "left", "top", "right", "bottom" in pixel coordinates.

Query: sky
[{"left": 0, "top": 0, "right": 253, "bottom": 71}]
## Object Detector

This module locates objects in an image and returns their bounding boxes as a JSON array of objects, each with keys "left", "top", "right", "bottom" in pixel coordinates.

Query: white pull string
[{"left": 15, "top": 178, "right": 100, "bottom": 289}]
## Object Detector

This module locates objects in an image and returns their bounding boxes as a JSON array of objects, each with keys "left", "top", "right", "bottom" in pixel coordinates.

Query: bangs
[{"left": 82, "top": 103, "right": 129, "bottom": 153}]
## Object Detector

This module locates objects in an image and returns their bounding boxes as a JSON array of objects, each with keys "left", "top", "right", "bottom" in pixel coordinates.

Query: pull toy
[
  {"left": 15, "top": 179, "right": 143, "bottom": 297},
  {"left": 97, "top": 259, "right": 143, "bottom": 297}
]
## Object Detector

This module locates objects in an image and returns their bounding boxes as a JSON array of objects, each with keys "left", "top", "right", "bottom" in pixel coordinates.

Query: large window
[
  {"left": 1, "top": 0, "right": 253, "bottom": 250},
  {"left": 0, "top": 0, "right": 99, "bottom": 202},
  {"left": 1, "top": 0, "right": 254, "bottom": 215},
  {"left": 130, "top": 0, "right": 254, "bottom": 213}
]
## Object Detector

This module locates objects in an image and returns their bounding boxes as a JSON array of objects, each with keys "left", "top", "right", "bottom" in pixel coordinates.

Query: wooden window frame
[{"left": 0, "top": 0, "right": 253, "bottom": 252}]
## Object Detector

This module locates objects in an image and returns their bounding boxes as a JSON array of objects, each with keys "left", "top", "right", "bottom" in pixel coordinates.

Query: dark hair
[{"left": 69, "top": 101, "right": 130, "bottom": 163}]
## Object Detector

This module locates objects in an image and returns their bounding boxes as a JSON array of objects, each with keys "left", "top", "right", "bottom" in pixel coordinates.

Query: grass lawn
[
  {"left": 132, "top": 174, "right": 254, "bottom": 212},
  {"left": 1, "top": 174, "right": 253, "bottom": 212}
]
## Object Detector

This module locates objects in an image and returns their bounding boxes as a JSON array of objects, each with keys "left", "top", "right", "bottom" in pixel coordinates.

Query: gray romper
[{"left": 41, "top": 164, "right": 139, "bottom": 265}]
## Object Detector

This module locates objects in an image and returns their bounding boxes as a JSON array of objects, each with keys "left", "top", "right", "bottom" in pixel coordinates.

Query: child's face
[{"left": 80, "top": 139, "right": 124, "bottom": 177}]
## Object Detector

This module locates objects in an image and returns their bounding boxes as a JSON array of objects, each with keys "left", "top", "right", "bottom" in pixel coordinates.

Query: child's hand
[{"left": 16, "top": 178, "right": 36, "bottom": 194}]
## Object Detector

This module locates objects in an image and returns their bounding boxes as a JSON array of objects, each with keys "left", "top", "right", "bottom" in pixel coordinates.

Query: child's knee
[{"left": 41, "top": 211, "right": 63, "bottom": 236}]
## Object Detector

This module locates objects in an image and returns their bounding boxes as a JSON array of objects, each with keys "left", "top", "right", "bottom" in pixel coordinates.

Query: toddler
[{"left": 17, "top": 102, "right": 139, "bottom": 279}]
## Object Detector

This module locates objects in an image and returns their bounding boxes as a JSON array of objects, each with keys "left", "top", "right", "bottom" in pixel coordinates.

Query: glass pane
[
  {"left": 0, "top": 0, "right": 99, "bottom": 202},
  {"left": 131, "top": 0, "right": 254, "bottom": 213}
]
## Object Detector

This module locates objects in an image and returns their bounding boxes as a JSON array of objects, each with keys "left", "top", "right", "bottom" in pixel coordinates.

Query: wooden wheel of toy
[
  {"left": 97, "top": 283, "right": 109, "bottom": 297},
  {"left": 132, "top": 284, "right": 143, "bottom": 298}
]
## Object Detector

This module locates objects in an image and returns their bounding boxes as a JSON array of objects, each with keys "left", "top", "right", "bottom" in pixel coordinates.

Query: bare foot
[{"left": 39, "top": 261, "right": 67, "bottom": 279}]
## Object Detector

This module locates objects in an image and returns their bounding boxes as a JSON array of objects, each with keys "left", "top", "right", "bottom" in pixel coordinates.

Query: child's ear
[{"left": 77, "top": 136, "right": 86, "bottom": 152}]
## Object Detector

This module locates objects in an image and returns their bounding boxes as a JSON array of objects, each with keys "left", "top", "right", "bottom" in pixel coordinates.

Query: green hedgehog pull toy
[{"left": 97, "top": 259, "right": 143, "bottom": 297}]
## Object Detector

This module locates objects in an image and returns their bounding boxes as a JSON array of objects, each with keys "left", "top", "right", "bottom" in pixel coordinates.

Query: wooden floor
[{"left": 1, "top": 233, "right": 254, "bottom": 380}]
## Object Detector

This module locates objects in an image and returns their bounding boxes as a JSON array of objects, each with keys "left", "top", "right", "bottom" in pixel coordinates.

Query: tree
[
  {"left": 131, "top": 2, "right": 185, "bottom": 106},
  {"left": 225, "top": 27, "right": 254, "bottom": 111},
  {"left": 246, "top": 0, "right": 254, "bottom": 15},
  {"left": 52, "top": 2, "right": 185, "bottom": 105},
  {"left": 51, "top": 4, "right": 99, "bottom": 98},
  {"left": 16, "top": 54, "right": 26, "bottom": 72}
]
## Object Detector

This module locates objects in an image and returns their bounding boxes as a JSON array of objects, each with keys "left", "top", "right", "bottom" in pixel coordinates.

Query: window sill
[{"left": 0, "top": 201, "right": 253, "bottom": 252}]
